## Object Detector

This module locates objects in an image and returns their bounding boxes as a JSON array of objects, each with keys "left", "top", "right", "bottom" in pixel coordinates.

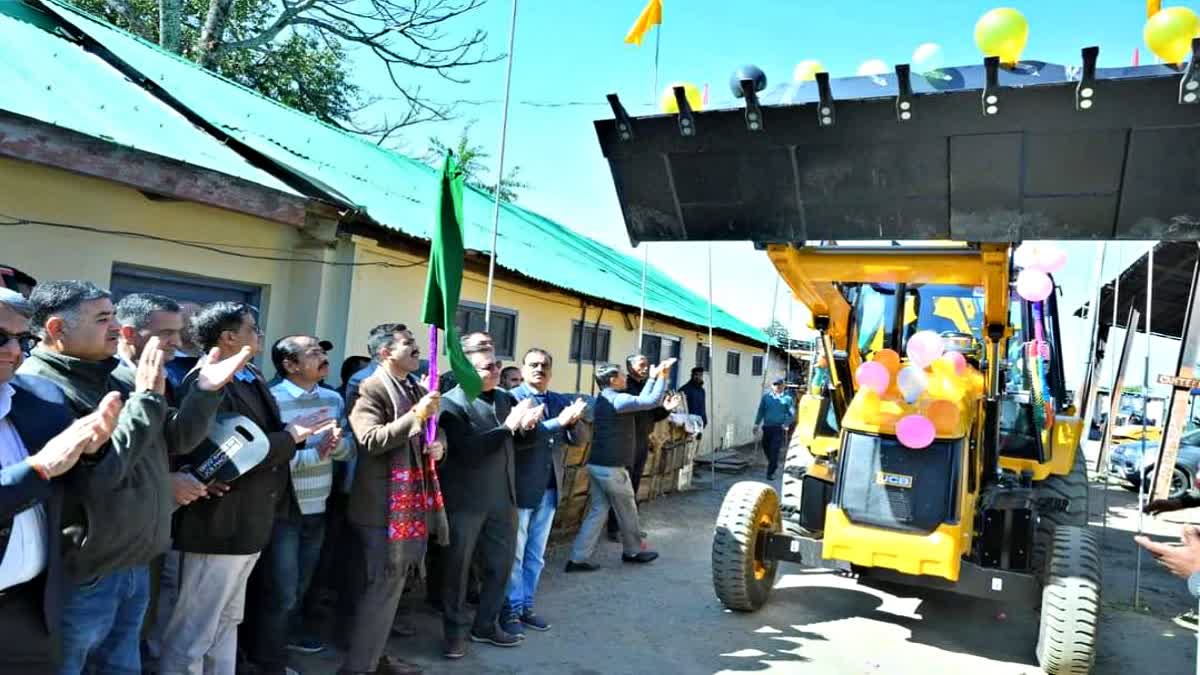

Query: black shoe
[
  {"left": 520, "top": 610, "right": 551, "bottom": 632},
  {"left": 469, "top": 628, "right": 522, "bottom": 648},
  {"left": 442, "top": 636, "right": 467, "bottom": 660},
  {"left": 622, "top": 551, "right": 659, "bottom": 564},
  {"left": 565, "top": 560, "right": 600, "bottom": 573},
  {"left": 500, "top": 610, "right": 526, "bottom": 638},
  {"left": 766, "top": 473, "right": 776, "bottom": 481}
]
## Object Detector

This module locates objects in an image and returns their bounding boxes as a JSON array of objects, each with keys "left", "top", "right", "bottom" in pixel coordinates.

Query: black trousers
[
  {"left": 0, "top": 574, "right": 57, "bottom": 670},
  {"left": 762, "top": 426, "right": 786, "bottom": 477},
  {"left": 609, "top": 436, "right": 651, "bottom": 533},
  {"left": 441, "top": 506, "right": 517, "bottom": 639}
]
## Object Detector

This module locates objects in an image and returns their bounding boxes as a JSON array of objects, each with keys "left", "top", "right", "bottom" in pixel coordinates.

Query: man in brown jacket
[{"left": 345, "top": 324, "right": 445, "bottom": 675}]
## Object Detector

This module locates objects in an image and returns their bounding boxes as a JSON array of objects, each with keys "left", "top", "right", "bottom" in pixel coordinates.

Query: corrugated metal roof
[
  {"left": 0, "top": 3, "right": 300, "bottom": 197},
  {"left": 25, "top": 0, "right": 766, "bottom": 344}
]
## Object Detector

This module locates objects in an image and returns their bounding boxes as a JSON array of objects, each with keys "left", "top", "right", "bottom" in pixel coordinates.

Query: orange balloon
[
  {"left": 873, "top": 349, "right": 902, "bottom": 374},
  {"left": 926, "top": 399, "right": 961, "bottom": 435}
]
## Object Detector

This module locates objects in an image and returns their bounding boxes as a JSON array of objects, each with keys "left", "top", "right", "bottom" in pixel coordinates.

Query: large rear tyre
[
  {"left": 1035, "top": 526, "right": 1101, "bottom": 675},
  {"left": 779, "top": 438, "right": 812, "bottom": 536},
  {"left": 712, "top": 481, "right": 780, "bottom": 611},
  {"left": 1034, "top": 447, "right": 1090, "bottom": 571}
]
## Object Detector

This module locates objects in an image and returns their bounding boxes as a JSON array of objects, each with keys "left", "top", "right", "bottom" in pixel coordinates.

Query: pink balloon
[
  {"left": 944, "top": 351, "right": 967, "bottom": 375},
  {"left": 1013, "top": 242, "right": 1037, "bottom": 270},
  {"left": 906, "top": 330, "right": 945, "bottom": 368},
  {"left": 1034, "top": 246, "right": 1068, "bottom": 275},
  {"left": 855, "top": 361, "right": 890, "bottom": 395},
  {"left": 1016, "top": 268, "right": 1053, "bottom": 302},
  {"left": 896, "top": 414, "right": 936, "bottom": 449}
]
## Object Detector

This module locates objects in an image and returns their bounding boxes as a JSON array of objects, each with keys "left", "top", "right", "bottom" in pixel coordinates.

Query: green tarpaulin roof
[
  {"left": 19, "top": 0, "right": 765, "bottom": 345},
  {"left": 0, "top": 4, "right": 299, "bottom": 197}
]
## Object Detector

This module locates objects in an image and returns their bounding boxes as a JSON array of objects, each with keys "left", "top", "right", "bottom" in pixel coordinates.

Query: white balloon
[{"left": 857, "top": 59, "right": 889, "bottom": 77}]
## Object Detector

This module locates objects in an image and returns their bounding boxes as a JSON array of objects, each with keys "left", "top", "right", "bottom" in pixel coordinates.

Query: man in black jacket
[
  {"left": 0, "top": 287, "right": 121, "bottom": 672},
  {"left": 437, "top": 345, "right": 542, "bottom": 660},
  {"left": 159, "top": 303, "right": 333, "bottom": 675},
  {"left": 20, "top": 281, "right": 243, "bottom": 675},
  {"left": 607, "top": 354, "right": 678, "bottom": 540}
]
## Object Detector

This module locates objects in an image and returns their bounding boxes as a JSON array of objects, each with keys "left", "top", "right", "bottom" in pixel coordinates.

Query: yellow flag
[{"left": 624, "top": 0, "right": 662, "bottom": 46}]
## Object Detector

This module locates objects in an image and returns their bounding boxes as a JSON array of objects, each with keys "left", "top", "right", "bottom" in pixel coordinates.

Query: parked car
[{"left": 1107, "top": 427, "right": 1200, "bottom": 500}]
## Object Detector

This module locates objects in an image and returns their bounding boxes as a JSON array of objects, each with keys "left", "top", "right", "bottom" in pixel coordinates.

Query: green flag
[{"left": 422, "top": 152, "right": 483, "bottom": 399}]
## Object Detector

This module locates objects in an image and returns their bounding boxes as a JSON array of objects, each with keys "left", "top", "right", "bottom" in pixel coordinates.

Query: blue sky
[{"left": 345, "top": 0, "right": 1189, "bottom": 392}]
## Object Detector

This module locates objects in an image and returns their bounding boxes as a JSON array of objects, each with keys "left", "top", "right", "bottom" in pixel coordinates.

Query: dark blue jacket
[
  {"left": 509, "top": 384, "right": 591, "bottom": 509},
  {"left": 1, "top": 375, "right": 74, "bottom": 661}
]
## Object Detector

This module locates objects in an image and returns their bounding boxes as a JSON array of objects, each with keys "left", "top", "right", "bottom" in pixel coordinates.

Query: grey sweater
[
  {"left": 586, "top": 376, "right": 667, "bottom": 468},
  {"left": 19, "top": 348, "right": 220, "bottom": 581}
]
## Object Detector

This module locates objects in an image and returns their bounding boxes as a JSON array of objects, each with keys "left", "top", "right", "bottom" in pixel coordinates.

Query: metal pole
[
  {"left": 638, "top": 245, "right": 649, "bottom": 347},
  {"left": 1079, "top": 242, "right": 1109, "bottom": 443},
  {"left": 708, "top": 243, "right": 716, "bottom": 490},
  {"left": 652, "top": 19, "right": 661, "bottom": 100},
  {"left": 483, "top": 0, "right": 519, "bottom": 329},
  {"left": 1135, "top": 245, "right": 1154, "bottom": 609},
  {"left": 1101, "top": 246, "right": 1123, "bottom": 546},
  {"left": 763, "top": 276, "right": 781, "bottom": 391}
]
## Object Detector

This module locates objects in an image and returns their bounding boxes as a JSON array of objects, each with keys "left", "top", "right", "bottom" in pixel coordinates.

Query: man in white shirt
[{"left": 0, "top": 288, "right": 121, "bottom": 670}]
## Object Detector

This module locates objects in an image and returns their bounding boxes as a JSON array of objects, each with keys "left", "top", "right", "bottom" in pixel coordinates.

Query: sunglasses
[{"left": 0, "top": 330, "right": 39, "bottom": 353}]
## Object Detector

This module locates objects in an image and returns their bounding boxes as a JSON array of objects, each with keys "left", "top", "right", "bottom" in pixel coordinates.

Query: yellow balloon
[
  {"left": 659, "top": 82, "right": 704, "bottom": 114},
  {"left": 974, "top": 8, "right": 1029, "bottom": 65},
  {"left": 793, "top": 60, "right": 825, "bottom": 83},
  {"left": 1145, "top": 7, "right": 1200, "bottom": 63}
]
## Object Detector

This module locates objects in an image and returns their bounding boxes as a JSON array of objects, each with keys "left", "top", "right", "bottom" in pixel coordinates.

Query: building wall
[
  {"left": 345, "top": 238, "right": 772, "bottom": 448},
  {"left": 0, "top": 158, "right": 334, "bottom": 363}
]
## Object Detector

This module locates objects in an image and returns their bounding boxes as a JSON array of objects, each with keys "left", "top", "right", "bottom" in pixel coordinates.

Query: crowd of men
[{"left": 0, "top": 266, "right": 692, "bottom": 675}]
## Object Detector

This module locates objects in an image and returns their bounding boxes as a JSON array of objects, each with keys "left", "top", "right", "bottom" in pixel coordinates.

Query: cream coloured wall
[
  {"left": 0, "top": 158, "right": 336, "bottom": 365},
  {"left": 345, "top": 238, "right": 772, "bottom": 448}
]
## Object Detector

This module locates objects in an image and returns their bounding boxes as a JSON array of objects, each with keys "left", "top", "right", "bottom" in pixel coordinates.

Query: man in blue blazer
[
  {"left": 0, "top": 288, "right": 121, "bottom": 671},
  {"left": 501, "top": 348, "right": 588, "bottom": 637}
]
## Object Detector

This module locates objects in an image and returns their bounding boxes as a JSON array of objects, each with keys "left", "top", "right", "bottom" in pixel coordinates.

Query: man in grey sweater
[{"left": 566, "top": 357, "right": 676, "bottom": 571}]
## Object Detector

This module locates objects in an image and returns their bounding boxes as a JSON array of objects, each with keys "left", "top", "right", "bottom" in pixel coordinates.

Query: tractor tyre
[
  {"left": 712, "top": 481, "right": 780, "bottom": 612},
  {"left": 1033, "top": 447, "right": 1090, "bottom": 571},
  {"left": 779, "top": 438, "right": 812, "bottom": 537},
  {"left": 1035, "top": 525, "right": 1101, "bottom": 675}
]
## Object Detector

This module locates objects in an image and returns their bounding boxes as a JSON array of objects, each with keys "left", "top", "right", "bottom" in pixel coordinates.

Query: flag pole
[
  {"left": 483, "top": 0, "right": 519, "bottom": 330},
  {"left": 652, "top": 18, "right": 661, "bottom": 99},
  {"left": 707, "top": 243, "right": 716, "bottom": 490}
]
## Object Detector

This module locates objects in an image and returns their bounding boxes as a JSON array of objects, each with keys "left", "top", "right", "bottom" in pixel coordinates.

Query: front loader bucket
[{"left": 595, "top": 49, "right": 1200, "bottom": 246}]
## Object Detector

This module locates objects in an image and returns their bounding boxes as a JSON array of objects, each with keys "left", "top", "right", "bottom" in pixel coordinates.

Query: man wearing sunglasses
[
  {"left": 436, "top": 345, "right": 543, "bottom": 659},
  {"left": 0, "top": 287, "right": 123, "bottom": 672},
  {"left": 19, "top": 281, "right": 246, "bottom": 675}
]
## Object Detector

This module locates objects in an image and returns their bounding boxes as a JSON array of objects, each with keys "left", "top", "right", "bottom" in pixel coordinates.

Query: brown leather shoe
[
  {"left": 377, "top": 655, "right": 423, "bottom": 675},
  {"left": 442, "top": 636, "right": 468, "bottom": 660}
]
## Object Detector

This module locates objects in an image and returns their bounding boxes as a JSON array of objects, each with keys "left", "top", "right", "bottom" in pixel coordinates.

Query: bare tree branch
[
  {"left": 196, "top": 0, "right": 236, "bottom": 67},
  {"left": 103, "top": 0, "right": 145, "bottom": 34},
  {"left": 158, "top": 0, "right": 184, "bottom": 53}
]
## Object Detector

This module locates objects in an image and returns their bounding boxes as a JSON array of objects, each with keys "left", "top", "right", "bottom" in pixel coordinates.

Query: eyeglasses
[{"left": 0, "top": 330, "right": 39, "bottom": 353}]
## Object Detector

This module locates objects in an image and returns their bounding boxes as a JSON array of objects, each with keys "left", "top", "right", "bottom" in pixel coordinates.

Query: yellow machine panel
[
  {"left": 999, "top": 416, "right": 1084, "bottom": 480},
  {"left": 821, "top": 508, "right": 971, "bottom": 581}
]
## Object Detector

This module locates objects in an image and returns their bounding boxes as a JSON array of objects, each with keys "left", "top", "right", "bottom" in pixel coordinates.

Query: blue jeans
[
  {"left": 255, "top": 514, "right": 326, "bottom": 668},
  {"left": 59, "top": 566, "right": 150, "bottom": 675},
  {"left": 505, "top": 488, "right": 557, "bottom": 615}
]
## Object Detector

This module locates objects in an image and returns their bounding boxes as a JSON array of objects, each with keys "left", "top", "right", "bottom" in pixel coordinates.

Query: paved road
[{"left": 296, "top": 462, "right": 1196, "bottom": 674}]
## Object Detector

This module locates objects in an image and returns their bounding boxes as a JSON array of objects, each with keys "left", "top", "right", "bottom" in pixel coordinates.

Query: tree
[
  {"left": 426, "top": 123, "right": 527, "bottom": 202},
  {"left": 67, "top": 0, "right": 496, "bottom": 141},
  {"left": 764, "top": 319, "right": 814, "bottom": 351}
]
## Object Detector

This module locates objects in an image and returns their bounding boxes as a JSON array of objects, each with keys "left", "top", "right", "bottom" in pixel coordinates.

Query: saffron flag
[
  {"left": 624, "top": 0, "right": 662, "bottom": 46},
  {"left": 421, "top": 152, "right": 483, "bottom": 400}
]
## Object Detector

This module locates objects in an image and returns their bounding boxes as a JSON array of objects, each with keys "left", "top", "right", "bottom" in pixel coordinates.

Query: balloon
[
  {"left": 912, "top": 43, "right": 945, "bottom": 75},
  {"left": 857, "top": 59, "right": 890, "bottom": 77},
  {"left": 1013, "top": 241, "right": 1037, "bottom": 269},
  {"left": 873, "top": 348, "right": 902, "bottom": 375},
  {"left": 944, "top": 351, "right": 968, "bottom": 376},
  {"left": 793, "top": 60, "right": 825, "bottom": 83},
  {"left": 730, "top": 64, "right": 767, "bottom": 98},
  {"left": 896, "top": 414, "right": 936, "bottom": 449},
  {"left": 855, "top": 361, "right": 891, "bottom": 395},
  {"left": 897, "top": 365, "right": 928, "bottom": 403},
  {"left": 1145, "top": 7, "right": 1200, "bottom": 64},
  {"left": 1016, "top": 242, "right": 1068, "bottom": 274},
  {"left": 925, "top": 399, "right": 961, "bottom": 435},
  {"left": 906, "top": 330, "right": 945, "bottom": 369},
  {"left": 659, "top": 82, "right": 704, "bottom": 114},
  {"left": 849, "top": 387, "right": 882, "bottom": 421},
  {"left": 928, "top": 374, "right": 966, "bottom": 401},
  {"left": 974, "top": 8, "right": 1029, "bottom": 65},
  {"left": 930, "top": 356, "right": 956, "bottom": 379},
  {"left": 1016, "top": 268, "right": 1053, "bottom": 302}
]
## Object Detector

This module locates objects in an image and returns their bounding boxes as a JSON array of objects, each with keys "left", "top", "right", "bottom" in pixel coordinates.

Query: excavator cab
[{"left": 594, "top": 43, "right": 1200, "bottom": 675}]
